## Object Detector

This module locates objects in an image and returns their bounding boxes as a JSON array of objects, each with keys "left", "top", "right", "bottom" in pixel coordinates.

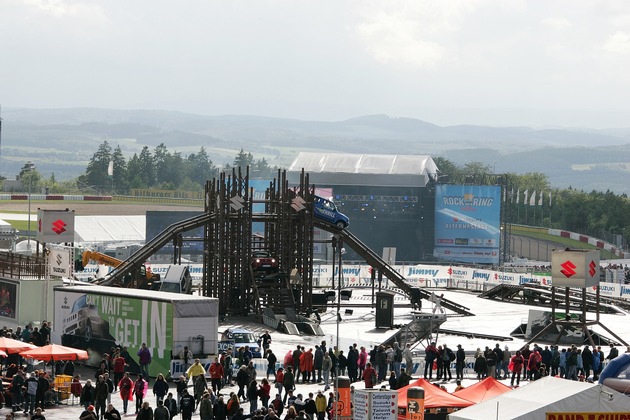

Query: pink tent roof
[
  {"left": 397, "top": 378, "right": 473, "bottom": 409},
  {"left": 453, "top": 377, "right": 513, "bottom": 403}
]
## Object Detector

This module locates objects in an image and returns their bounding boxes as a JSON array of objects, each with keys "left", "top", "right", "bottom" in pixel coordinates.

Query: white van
[{"left": 158, "top": 265, "right": 193, "bottom": 294}]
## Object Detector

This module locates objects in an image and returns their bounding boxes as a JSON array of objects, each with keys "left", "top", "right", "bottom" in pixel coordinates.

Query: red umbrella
[
  {"left": 19, "top": 344, "right": 88, "bottom": 361},
  {"left": 0, "top": 349, "right": 7, "bottom": 357},
  {"left": 0, "top": 336, "right": 37, "bottom": 354}
]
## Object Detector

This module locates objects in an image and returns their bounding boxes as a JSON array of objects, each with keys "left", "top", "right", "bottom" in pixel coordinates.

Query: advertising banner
[
  {"left": 547, "top": 413, "right": 630, "bottom": 420},
  {"left": 48, "top": 248, "right": 71, "bottom": 278},
  {"left": 55, "top": 290, "right": 173, "bottom": 377},
  {"left": 37, "top": 209, "right": 75, "bottom": 243},
  {"left": 551, "top": 249, "right": 600, "bottom": 288},
  {"left": 433, "top": 185, "right": 502, "bottom": 264},
  {"left": 0, "top": 280, "right": 17, "bottom": 320}
]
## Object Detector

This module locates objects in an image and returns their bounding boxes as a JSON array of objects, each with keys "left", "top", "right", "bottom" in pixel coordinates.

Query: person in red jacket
[
  {"left": 510, "top": 350, "right": 525, "bottom": 387},
  {"left": 299, "top": 348, "right": 314, "bottom": 383},
  {"left": 209, "top": 356, "right": 225, "bottom": 393},
  {"left": 362, "top": 362, "right": 376, "bottom": 389}
]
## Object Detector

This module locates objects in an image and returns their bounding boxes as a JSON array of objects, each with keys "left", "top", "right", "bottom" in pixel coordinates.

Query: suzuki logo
[
  {"left": 52, "top": 219, "right": 67, "bottom": 235},
  {"left": 589, "top": 261, "right": 597, "bottom": 277},
  {"left": 560, "top": 260, "right": 576, "bottom": 278},
  {"left": 56, "top": 254, "right": 63, "bottom": 265}
]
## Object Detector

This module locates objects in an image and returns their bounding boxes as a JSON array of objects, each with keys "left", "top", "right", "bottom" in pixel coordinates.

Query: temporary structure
[
  {"left": 0, "top": 336, "right": 37, "bottom": 353},
  {"left": 453, "top": 377, "right": 513, "bottom": 404},
  {"left": 19, "top": 343, "right": 88, "bottom": 361},
  {"left": 398, "top": 378, "right": 473, "bottom": 409},
  {"left": 448, "top": 376, "right": 630, "bottom": 420}
]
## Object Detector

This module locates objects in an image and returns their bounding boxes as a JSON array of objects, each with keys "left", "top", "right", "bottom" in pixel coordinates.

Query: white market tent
[
  {"left": 448, "top": 376, "right": 630, "bottom": 420},
  {"left": 287, "top": 152, "right": 439, "bottom": 187}
]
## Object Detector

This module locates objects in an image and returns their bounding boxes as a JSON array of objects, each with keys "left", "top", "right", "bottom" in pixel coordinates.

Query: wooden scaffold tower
[{"left": 203, "top": 167, "right": 315, "bottom": 316}]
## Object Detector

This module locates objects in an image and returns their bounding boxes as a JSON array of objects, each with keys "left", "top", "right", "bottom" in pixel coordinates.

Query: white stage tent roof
[
  {"left": 287, "top": 152, "right": 439, "bottom": 187},
  {"left": 448, "top": 376, "right": 630, "bottom": 420},
  {"left": 74, "top": 215, "right": 145, "bottom": 244}
]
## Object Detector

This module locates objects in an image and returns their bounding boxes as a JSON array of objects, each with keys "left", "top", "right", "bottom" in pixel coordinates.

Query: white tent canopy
[
  {"left": 448, "top": 376, "right": 630, "bottom": 420},
  {"left": 74, "top": 215, "right": 145, "bottom": 244},
  {"left": 287, "top": 152, "right": 439, "bottom": 187}
]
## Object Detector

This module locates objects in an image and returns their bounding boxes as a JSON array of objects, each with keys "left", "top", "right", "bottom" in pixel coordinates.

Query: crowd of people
[
  {"left": 422, "top": 341, "right": 623, "bottom": 388},
  {"left": 2, "top": 321, "right": 627, "bottom": 420}
]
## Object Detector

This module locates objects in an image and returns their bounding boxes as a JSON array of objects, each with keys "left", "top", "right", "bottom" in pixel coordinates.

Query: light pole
[{"left": 24, "top": 162, "right": 35, "bottom": 254}]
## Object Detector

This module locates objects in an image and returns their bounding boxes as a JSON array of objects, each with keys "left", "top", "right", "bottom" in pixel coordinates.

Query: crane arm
[{"left": 82, "top": 250, "right": 124, "bottom": 269}]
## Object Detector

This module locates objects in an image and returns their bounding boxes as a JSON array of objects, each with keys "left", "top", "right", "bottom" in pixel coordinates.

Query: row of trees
[
  {"left": 8, "top": 145, "right": 630, "bottom": 246},
  {"left": 77, "top": 142, "right": 277, "bottom": 194}
]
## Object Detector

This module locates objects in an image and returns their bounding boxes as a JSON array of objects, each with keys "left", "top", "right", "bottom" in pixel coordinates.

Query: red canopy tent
[
  {"left": 19, "top": 344, "right": 88, "bottom": 361},
  {"left": 397, "top": 378, "right": 472, "bottom": 419},
  {"left": 0, "top": 337, "right": 37, "bottom": 353},
  {"left": 453, "top": 377, "right": 513, "bottom": 404}
]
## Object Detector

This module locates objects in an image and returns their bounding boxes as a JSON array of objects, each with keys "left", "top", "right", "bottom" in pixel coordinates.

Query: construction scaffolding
[{"left": 202, "top": 168, "right": 315, "bottom": 316}]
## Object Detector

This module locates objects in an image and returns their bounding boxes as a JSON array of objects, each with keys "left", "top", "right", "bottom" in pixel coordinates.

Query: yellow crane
[{"left": 82, "top": 250, "right": 160, "bottom": 289}]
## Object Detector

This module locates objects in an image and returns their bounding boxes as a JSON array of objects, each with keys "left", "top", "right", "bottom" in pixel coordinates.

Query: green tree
[
  {"left": 233, "top": 148, "right": 253, "bottom": 174},
  {"left": 111, "top": 145, "right": 128, "bottom": 194},
  {"left": 185, "top": 147, "right": 216, "bottom": 186},
  {"left": 138, "top": 146, "right": 156, "bottom": 187},
  {"left": 19, "top": 162, "right": 41, "bottom": 191},
  {"left": 82, "top": 141, "right": 112, "bottom": 192},
  {"left": 126, "top": 153, "right": 145, "bottom": 188}
]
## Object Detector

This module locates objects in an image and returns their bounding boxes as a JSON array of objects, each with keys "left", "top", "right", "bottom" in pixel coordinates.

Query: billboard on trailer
[
  {"left": 433, "top": 185, "right": 501, "bottom": 264},
  {"left": 55, "top": 289, "right": 173, "bottom": 377}
]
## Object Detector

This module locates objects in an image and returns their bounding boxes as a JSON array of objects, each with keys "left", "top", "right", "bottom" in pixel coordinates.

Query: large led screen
[{"left": 433, "top": 185, "right": 501, "bottom": 264}]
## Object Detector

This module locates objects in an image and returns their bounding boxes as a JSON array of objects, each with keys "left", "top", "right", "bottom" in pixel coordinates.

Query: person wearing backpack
[{"left": 362, "top": 362, "right": 376, "bottom": 389}]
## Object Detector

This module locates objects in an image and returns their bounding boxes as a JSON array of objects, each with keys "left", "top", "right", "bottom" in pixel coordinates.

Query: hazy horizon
[{"left": 3, "top": 1, "right": 630, "bottom": 129}]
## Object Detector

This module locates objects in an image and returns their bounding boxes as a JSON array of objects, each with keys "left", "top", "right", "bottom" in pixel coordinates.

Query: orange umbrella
[
  {"left": 0, "top": 336, "right": 37, "bottom": 354},
  {"left": 19, "top": 344, "right": 88, "bottom": 361}
]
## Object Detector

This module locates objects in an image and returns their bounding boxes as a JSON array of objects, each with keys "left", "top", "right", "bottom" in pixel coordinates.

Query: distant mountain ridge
[{"left": 2, "top": 108, "right": 629, "bottom": 194}]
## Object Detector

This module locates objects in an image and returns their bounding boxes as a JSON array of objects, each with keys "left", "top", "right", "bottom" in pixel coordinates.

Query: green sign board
[{"left": 56, "top": 290, "right": 174, "bottom": 378}]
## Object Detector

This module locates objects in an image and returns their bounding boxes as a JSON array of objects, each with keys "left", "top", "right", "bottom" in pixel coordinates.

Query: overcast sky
[{"left": 3, "top": 0, "right": 630, "bottom": 128}]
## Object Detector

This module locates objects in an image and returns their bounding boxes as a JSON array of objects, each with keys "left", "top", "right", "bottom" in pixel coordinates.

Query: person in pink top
[{"left": 358, "top": 346, "right": 368, "bottom": 378}]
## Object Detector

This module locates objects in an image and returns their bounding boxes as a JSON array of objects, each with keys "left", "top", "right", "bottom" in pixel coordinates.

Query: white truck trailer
[{"left": 53, "top": 284, "right": 219, "bottom": 378}]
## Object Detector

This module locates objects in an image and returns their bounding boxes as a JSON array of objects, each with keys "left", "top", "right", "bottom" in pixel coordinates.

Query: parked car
[
  {"left": 313, "top": 195, "right": 350, "bottom": 228},
  {"left": 251, "top": 250, "right": 279, "bottom": 274},
  {"left": 221, "top": 328, "right": 262, "bottom": 358}
]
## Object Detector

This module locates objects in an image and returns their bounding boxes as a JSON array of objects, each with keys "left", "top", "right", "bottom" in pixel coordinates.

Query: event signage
[
  {"left": 353, "top": 389, "right": 398, "bottom": 420},
  {"left": 546, "top": 413, "right": 630, "bottom": 420},
  {"left": 55, "top": 290, "right": 173, "bottom": 377},
  {"left": 48, "top": 247, "right": 71, "bottom": 277},
  {"left": 551, "top": 249, "right": 600, "bottom": 288},
  {"left": 37, "top": 209, "right": 75, "bottom": 243},
  {"left": 433, "top": 185, "right": 502, "bottom": 264}
]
